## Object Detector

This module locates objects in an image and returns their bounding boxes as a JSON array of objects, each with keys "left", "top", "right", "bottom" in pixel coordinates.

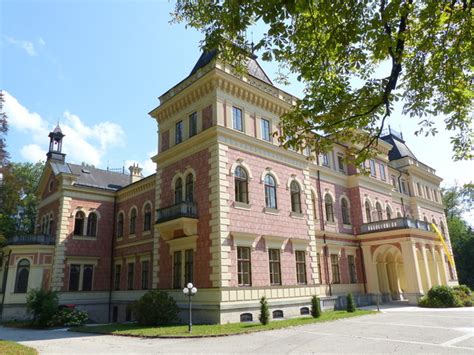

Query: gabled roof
[
  {"left": 381, "top": 133, "right": 417, "bottom": 161},
  {"left": 49, "top": 161, "right": 130, "bottom": 191},
  {"left": 189, "top": 49, "right": 273, "bottom": 85}
]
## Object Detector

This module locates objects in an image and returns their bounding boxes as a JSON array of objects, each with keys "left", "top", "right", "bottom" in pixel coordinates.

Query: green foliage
[
  {"left": 174, "top": 1, "right": 473, "bottom": 162},
  {"left": 442, "top": 184, "right": 474, "bottom": 289},
  {"left": 0, "top": 161, "right": 44, "bottom": 241},
  {"left": 133, "top": 290, "right": 178, "bottom": 326},
  {"left": 26, "top": 289, "right": 59, "bottom": 327},
  {"left": 418, "top": 285, "right": 473, "bottom": 308},
  {"left": 311, "top": 295, "right": 321, "bottom": 318},
  {"left": 346, "top": 293, "right": 356, "bottom": 313},
  {"left": 49, "top": 308, "right": 89, "bottom": 327},
  {"left": 258, "top": 296, "right": 269, "bottom": 325}
]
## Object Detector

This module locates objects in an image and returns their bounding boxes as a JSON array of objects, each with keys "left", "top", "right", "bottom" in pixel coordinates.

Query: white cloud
[
  {"left": 2, "top": 35, "right": 38, "bottom": 56},
  {"left": 3, "top": 91, "right": 126, "bottom": 167},
  {"left": 20, "top": 144, "right": 45, "bottom": 162},
  {"left": 125, "top": 151, "right": 157, "bottom": 177}
]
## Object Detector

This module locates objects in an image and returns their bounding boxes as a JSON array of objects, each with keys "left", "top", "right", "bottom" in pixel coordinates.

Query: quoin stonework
[{"left": 0, "top": 51, "right": 458, "bottom": 324}]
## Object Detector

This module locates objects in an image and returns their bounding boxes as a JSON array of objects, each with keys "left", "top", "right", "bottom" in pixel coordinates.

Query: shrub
[
  {"left": 346, "top": 293, "right": 356, "bottom": 312},
  {"left": 133, "top": 290, "right": 178, "bottom": 326},
  {"left": 453, "top": 285, "right": 473, "bottom": 307},
  {"left": 418, "top": 285, "right": 471, "bottom": 308},
  {"left": 258, "top": 296, "right": 269, "bottom": 325},
  {"left": 26, "top": 289, "right": 59, "bottom": 327},
  {"left": 311, "top": 295, "right": 321, "bottom": 318},
  {"left": 49, "top": 308, "right": 89, "bottom": 327}
]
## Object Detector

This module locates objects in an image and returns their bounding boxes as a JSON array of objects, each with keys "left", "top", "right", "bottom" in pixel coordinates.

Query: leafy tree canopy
[
  {"left": 0, "top": 161, "right": 44, "bottom": 240},
  {"left": 174, "top": 0, "right": 473, "bottom": 163}
]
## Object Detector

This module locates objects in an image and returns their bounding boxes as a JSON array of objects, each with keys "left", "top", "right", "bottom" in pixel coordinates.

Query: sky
[{"left": 1, "top": 0, "right": 472, "bottom": 190}]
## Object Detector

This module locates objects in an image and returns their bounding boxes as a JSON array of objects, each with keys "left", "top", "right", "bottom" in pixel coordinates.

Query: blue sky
[{"left": 1, "top": 0, "right": 472, "bottom": 187}]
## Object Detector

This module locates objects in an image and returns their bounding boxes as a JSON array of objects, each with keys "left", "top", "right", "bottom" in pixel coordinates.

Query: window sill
[
  {"left": 234, "top": 201, "right": 251, "bottom": 210},
  {"left": 142, "top": 230, "right": 151, "bottom": 237},
  {"left": 290, "top": 212, "right": 304, "bottom": 219},
  {"left": 325, "top": 221, "right": 336, "bottom": 226},
  {"left": 129, "top": 234, "right": 137, "bottom": 239},
  {"left": 264, "top": 207, "right": 280, "bottom": 215},
  {"left": 116, "top": 237, "right": 123, "bottom": 241},
  {"left": 342, "top": 223, "right": 352, "bottom": 229},
  {"left": 238, "top": 284, "right": 252, "bottom": 287},
  {"left": 72, "top": 235, "right": 97, "bottom": 241}
]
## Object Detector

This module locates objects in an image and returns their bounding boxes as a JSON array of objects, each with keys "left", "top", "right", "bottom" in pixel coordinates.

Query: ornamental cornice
[{"left": 117, "top": 177, "right": 156, "bottom": 202}]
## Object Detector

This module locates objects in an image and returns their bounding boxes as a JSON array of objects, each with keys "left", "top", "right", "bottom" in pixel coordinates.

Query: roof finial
[{"left": 251, "top": 31, "right": 255, "bottom": 55}]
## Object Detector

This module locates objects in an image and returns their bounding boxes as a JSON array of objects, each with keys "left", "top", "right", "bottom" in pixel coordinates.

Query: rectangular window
[
  {"left": 369, "top": 160, "right": 376, "bottom": 177},
  {"left": 261, "top": 118, "right": 271, "bottom": 141},
  {"left": 141, "top": 260, "right": 149, "bottom": 290},
  {"left": 175, "top": 120, "right": 183, "bottom": 144},
  {"left": 189, "top": 112, "right": 197, "bottom": 137},
  {"left": 232, "top": 107, "right": 243, "bottom": 131},
  {"left": 337, "top": 155, "right": 345, "bottom": 172},
  {"left": 433, "top": 189, "right": 439, "bottom": 202},
  {"left": 417, "top": 182, "right": 423, "bottom": 196},
  {"left": 237, "top": 246, "right": 251, "bottom": 286},
  {"left": 348, "top": 255, "right": 357, "bottom": 283},
  {"left": 322, "top": 153, "right": 330, "bottom": 167},
  {"left": 269, "top": 249, "right": 281, "bottom": 285},
  {"left": 127, "top": 263, "right": 134, "bottom": 290},
  {"left": 173, "top": 251, "right": 182, "bottom": 289},
  {"left": 184, "top": 249, "right": 194, "bottom": 284},
  {"left": 391, "top": 176, "right": 398, "bottom": 191},
  {"left": 425, "top": 186, "right": 431, "bottom": 200},
  {"left": 330, "top": 254, "right": 340, "bottom": 284},
  {"left": 114, "top": 264, "right": 121, "bottom": 290},
  {"left": 82, "top": 264, "right": 93, "bottom": 291},
  {"left": 378, "top": 163, "right": 386, "bottom": 180},
  {"left": 295, "top": 251, "right": 307, "bottom": 285},
  {"left": 69, "top": 264, "right": 80, "bottom": 291},
  {"left": 317, "top": 253, "right": 322, "bottom": 284},
  {"left": 401, "top": 180, "right": 408, "bottom": 194}
]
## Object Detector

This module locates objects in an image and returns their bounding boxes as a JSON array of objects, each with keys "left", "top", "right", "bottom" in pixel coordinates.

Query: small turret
[
  {"left": 46, "top": 124, "right": 66, "bottom": 163},
  {"left": 129, "top": 163, "right": 143, "bottom": 184}
]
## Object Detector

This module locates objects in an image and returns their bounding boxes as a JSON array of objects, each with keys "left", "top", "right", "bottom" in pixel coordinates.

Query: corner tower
[{"left": 46, "top": 124, "right": 66, "bottom": 163}]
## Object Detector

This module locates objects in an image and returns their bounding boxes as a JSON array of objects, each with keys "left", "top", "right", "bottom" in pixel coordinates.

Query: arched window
[
  {"left": 432, "top": 219, "right": 437, "bottom": 227},
  {"left": 365, "top": 201, "right": 372, "bottom": 223},
  {"left": 86, "top": 212, "right": 97, "bottom": 237},
  {"left": 74, "top": 211, "right": 85, "bottom": 235},
  {"left": 272, "top": 310, "right": 284, "bottom": 319},
  {"left": 397, "top": 211, "right": 402, "bottom": 218},
  {"left": 311, "top": 192, "right": 317, "bottom": 220},
  {"left": 240, "top": 313, "right": 253, "bottom": 322},
  {"left": 264, "top": 174, "right": 277, "bottom": 209},
  {"left": 290, "top": 181, "right": 301, "bottom": 213},
  {"left": 325, "top": 194, "right": 334, "bottom": 222},
  {"left": 440, "top": 221, "right": 446, "bottom": 235},
  {"left": 15, "top": 259, "right": 30, "bottom": 293},
  {"left": 300, "top": 307, "right": 310, "bottom": 315},
  {"left": 117, "top": 212, "right": 124, "bottom": 238},
  {"left": 185, "top": 173, "right": 194, "bottom": 202},
  {"left": 386, "top": 206, "right": 392, "bottom": 220},
  {"left": 48, "top": 214, "right": 54, "bottom": 236},
  {"left": 341, "top": 198, "right": 350, "bottom": 225},
  {"left": 423, "top": 216, "right": 428, "bottom": 223},
  {"left": 375, "top": 202, "right": 383, "bottom": 221},
  {"left": 175, "top": 177, "right": 183, "bottom": 204},
  {"left": 130, "top": 208, "right": 137, "bottom": 234},
  {"left": 234, "top": 166, "right": 249, "bottom": 204},
  {"left": 143, "top": 203, "right": 152, "bottom": 231}
]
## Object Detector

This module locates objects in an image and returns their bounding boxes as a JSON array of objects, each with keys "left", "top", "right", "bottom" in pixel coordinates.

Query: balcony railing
[
  {"left": 7, "top": 234, "right": 56, "bottom": 246},
  {"left": 360, "top": 217, "right": 431, "bottom": 234},
  {"left": 156, "top": 202, "right": 198, "bottom": 224}
]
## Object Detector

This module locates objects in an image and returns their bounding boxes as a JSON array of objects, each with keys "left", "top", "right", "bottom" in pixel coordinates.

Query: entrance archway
[{"left": 373, "top": 245, "right": 405, "bottom": 301}]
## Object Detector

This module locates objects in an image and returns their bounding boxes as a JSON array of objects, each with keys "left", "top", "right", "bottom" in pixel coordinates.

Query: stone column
[
  {"left": 431, "top": 247, "right": 442, "bottom": 286},
  {"left": 421, "top": 245, "right": 432, "bottom": 292},
  {"left": 361, "top": 245, "right": 380, "bottom": 294},
  {"left": 400, "top": 241, "right": 423, "bottom": 304},
  {"left": 439, "top": 248, "right": 449, "bottom": 285}
]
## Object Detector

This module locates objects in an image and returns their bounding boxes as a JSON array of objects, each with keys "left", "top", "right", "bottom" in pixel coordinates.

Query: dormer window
[{"left": 337, "top": 155, "right": 345, "bottom": 172}]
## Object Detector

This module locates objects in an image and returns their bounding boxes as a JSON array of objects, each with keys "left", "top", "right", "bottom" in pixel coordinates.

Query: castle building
[{"left": 0, "top": 51, "right": 457, "bottom": 324}]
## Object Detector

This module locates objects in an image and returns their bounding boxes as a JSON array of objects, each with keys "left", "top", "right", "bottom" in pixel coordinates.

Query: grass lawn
[
  {"left": 0, "top": 340, "right": 37, "bottom": 355},
  {"left": 73, "top": 309, "right": 375, "bottom": 338}
]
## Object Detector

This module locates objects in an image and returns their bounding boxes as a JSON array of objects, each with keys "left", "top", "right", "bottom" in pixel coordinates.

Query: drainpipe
[
  {"left": 358, "top": 241, "right": 367, "bottom": 294},
  {"left": 0, "top": 250, "right": 12, "bottom": 320},
  {"left": 107, "top": 195, "right": 117, "bottom": 322}
]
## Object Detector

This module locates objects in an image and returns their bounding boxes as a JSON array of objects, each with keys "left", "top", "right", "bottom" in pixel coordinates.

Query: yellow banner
[{"left": 431, "top": 223, "right": 455, "bottom": 268}]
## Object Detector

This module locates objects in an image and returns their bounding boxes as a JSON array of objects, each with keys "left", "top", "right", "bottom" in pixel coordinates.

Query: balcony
[
  {"left": 6, "top": 234, "right": 55, "bottom": 246},
  {"left": 156, "top": 202, "right": 198, "bottom": 240},
  {"left": 360, "top": 217, "right": 431, "bottom": 234}
]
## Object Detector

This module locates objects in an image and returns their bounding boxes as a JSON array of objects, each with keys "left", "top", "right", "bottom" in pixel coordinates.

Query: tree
[
  {"left": 26, "top": 289, "right": 59, "bottom": 327},
  {"left": 258, "top": 296, "right": 269, "bottom": 325},
  {"left": 442, "top": 184, "right": 474, "bottom": 289},
  {"left": 173, "top": 1, "right": 473, "bottom": 163},
  {"left": 311, "top": 295, "right": 321, "bottom": 318},
  {"left": 346, "top": 293, "right": 356, "bottom": 312},
  {"left": 0, "top": 91, "right": 8, "bottom": 169},
  {"left": 0, "top": 161, "right": 44, "bottom": 240}
]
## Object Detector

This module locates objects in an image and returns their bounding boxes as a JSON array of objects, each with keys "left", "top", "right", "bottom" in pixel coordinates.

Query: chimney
[{"left": 129, "top": 164, "right": 143, "bottom": 184}]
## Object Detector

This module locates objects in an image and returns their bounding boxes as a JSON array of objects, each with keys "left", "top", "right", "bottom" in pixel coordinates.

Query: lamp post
[{"left": 182, "top": 282, "right": 197, "bottom": 332}]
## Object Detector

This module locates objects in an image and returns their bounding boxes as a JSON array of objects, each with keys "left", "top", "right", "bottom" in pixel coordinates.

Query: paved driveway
[{"left": 1, "top": 305, "right": 473, "bottom": 354}]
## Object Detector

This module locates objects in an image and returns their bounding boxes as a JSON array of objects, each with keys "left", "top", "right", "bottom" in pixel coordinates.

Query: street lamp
[{"left": 182, "top": 282, "right": 197, "bottom": 332}]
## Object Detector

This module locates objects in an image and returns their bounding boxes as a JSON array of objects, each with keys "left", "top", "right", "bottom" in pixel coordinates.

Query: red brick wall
[{"left": 161, "top": 130, "right": 170, "bottom": 152}]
